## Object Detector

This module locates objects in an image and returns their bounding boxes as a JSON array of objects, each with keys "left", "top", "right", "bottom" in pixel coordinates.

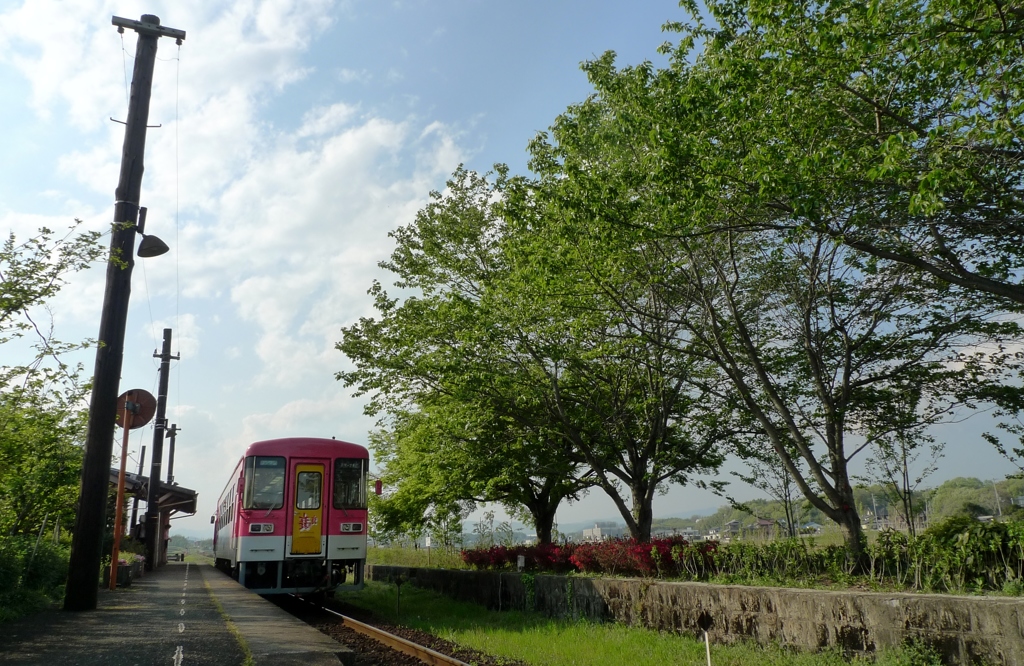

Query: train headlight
[
  {"left": 248, "top": 523, "right": 274, "bottom": 533},
  {"left": 340, "top": 522, "right": 363, "bottom": 533}
]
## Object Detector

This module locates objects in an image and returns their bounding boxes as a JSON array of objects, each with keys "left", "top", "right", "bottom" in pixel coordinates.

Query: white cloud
[
  {"left": 297, "top": 102, "right": 358, "bottom": 137},
  {"left": 146, "top": 313, "right": 201, "bottom": 358},
  {"left": 338, "top": 67, "right": 370, "bottom": 83},
  {"left": 0, "top": 0, "right": 464, "bottom": 534},
  {"left": 239, "top": 388, "right": 369, "bottom": 440}
]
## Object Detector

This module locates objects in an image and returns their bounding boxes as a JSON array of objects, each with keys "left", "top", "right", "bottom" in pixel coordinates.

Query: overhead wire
[
  {"left": 112, "top": 28, "right": 187, "bottom": 478},
  {"left": 139, "top": 258, "right": 159, "bottom": 349},
  {"left": 174, "top": 42, "right": 182, "bottom": 416},
  {"left": 120, "top": 32, "right": 131, "bottom": 106}
]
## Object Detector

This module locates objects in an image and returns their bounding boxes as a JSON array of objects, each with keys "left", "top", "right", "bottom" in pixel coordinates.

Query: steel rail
[{"left": 291, "top": 595, "right": 470, "bottom": 666}]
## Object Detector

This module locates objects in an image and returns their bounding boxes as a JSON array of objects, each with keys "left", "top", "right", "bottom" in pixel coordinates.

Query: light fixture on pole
[
  {"left": 137, "top": 233, "right": 169, "bottom": 258},
  {"left": 135, "top": 207, "right": 170, "bottom": 258}
]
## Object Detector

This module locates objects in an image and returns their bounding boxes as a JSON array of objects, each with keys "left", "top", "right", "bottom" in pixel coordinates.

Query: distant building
[
  {"left": 802, "top": 522, "right": 823, "bottom": 534},
  {"left": 680, "top": 527, "right": 702, "bottom": 540},
  {"left": 747, "top": 518, "right": 777, "bottom": 538},
  {"left": 582, "top": 522, "right": 625, "bottom": 541},
  {"left": 652, "top": 526, "right": 702, "bottom": 540}
]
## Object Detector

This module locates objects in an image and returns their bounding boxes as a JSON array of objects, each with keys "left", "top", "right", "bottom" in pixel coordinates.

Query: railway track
[
  {"left": 316, "top": 602, "right": 470, "bottom": 666},
  {"left": 276, "top": 594, "right": 518, "bottom": 666}
]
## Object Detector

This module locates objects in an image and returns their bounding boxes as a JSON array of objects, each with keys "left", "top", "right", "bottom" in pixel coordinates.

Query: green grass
[
  {"left": 366, "top": 545, "right": 468, "bottom": 569},
  {"left": 333, "top": 580, "right": 944, "bottom": 665}
]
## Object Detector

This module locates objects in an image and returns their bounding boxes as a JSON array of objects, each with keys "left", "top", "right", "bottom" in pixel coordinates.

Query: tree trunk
[
  {"left": 630, "top": 486, "right": 654, "bottom": 542},
  {"left": 528, "top": 501, "right": 557, "bottom": 545},
  {"left": 837, "top": 501, "right": 866, "bottom": 571},
  {"left": 783, "top": 495, "right": 797, "bottom": 539}
]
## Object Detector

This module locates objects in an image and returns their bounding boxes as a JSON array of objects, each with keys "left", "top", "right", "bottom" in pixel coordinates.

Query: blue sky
[{"left": 0, "top": 0, "right": 1012, "bottom": 538}]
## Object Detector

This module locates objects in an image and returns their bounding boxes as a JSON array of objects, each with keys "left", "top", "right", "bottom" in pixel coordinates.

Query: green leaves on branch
[
  {"left": 0, "top": 221, "right": 100, "bottom": 541},
  {"left": 340, "top": 0, "right": 1024, "bottom": 551}
]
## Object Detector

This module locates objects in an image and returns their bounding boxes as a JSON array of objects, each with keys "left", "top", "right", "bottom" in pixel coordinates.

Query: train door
[{"left": 290, "top": 462, "right": 324, "bottom": 555}]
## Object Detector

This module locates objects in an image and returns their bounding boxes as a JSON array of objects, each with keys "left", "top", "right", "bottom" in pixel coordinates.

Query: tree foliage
[
  {"left": 658, "top": 0, "right": 1024, "bottom": 307},
  {"left": 340, "top": 169, "right": 596, "bottom": 543},
  {"left": 340, "top": 1, "right": 1024, "bottom": 552},
  {"left": 340, "top": 168, "right": 726, "bottom": 542},
  {"left": 0, "top": 222, "right": 102, "bottom": 351},
  {"left": 0, "top": 383, "right": 87, "bottom": 537},
  {"left": 512, "top": 0, "right": 1024, "bottom": 557},
  {"left": 0, "top": 222, "right": 100, "bottom": 539},
  {"left": 0, "top": 222, "right": 99, "bottom": 620}
]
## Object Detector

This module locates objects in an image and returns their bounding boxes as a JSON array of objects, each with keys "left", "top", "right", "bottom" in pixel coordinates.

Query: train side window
[
  {"left": 333, "top": 458, "right": 366, "bottom": 509},
  {"left": 243, "top": 456, "right": 286, "bottom": 509},
  {"left": 296, "top": 471, "right": 322, "bottom": 509}
]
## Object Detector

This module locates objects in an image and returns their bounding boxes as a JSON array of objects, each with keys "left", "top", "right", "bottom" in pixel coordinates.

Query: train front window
[
  {"left": 296, "top": 471, "right": 322, "bottom": 509},
  {"left": 243, "top": 456, "right": 285, "bottom": 510},
  {"left": 333, "top": 459, "right": 366, "bottom": 509}
]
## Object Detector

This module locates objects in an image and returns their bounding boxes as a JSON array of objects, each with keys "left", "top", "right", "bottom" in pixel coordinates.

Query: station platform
[{"left": 0, "top": 562, "right": 349, "bottom": 665}]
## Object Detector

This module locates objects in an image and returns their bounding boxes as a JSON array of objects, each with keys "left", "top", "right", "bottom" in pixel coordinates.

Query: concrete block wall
[{"left": 367, "top": 565, "right": 1024, "bottom": 665}]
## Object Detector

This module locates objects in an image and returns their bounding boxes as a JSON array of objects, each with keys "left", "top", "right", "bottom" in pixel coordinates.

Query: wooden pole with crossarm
[{"left": 64, "top": 14, "right": 185, "bottom": 612}]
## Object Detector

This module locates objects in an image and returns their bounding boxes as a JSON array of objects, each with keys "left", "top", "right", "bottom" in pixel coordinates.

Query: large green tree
[
  {"left": 367, "top": 399, "right": 588, "bottom": 545},
  {"left": 339, "top": 169, "right": 594, "bottom": 544},
  {"left": 496, "top": 178, "right": 730, "bottom": 542},
  {"left": 341, "top": 167, "right": 726, "bottom": 542},
  {"left": 523, "top": 32, "right": 1020, "bottom": 557}
]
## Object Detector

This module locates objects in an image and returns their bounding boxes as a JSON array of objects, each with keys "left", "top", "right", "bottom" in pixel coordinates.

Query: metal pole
[
  {"left": 109, "top": 399, "right": 136, "bottom": 590},
  {"left": 166, "top": 423, "right": 180, "bottom": 485},
  {"left": 64, "top": 16, "right": 160, "bottom": 611},
  {"left": 145, "top": 328, "right": 178, "bottom": 570},
  {"left": 130, "top": 444, "right": 146, "bottom": 529}
]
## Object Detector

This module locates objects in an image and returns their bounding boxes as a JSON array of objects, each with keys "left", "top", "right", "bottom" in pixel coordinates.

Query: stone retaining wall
[{"left": 366, "top": 565, "right": 1024, "bottom": 665}]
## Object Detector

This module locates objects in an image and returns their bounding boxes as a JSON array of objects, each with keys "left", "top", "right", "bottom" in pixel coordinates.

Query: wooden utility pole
[
  {"left": 145, "top": 328, "right": 179, "bottom": 570},
  {"left": 64, "top": 15, "right": 185, "bottom": 611}
]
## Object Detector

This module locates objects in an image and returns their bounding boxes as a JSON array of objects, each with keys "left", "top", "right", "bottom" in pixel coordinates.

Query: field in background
[{"left": 367, "top": 545, "right": 468, "bottom": 569}]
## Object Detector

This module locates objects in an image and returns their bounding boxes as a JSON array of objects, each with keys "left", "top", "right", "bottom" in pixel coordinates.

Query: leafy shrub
[
  {"left": 21, "top": 541, "right": 69, "bottom": 593},
  {"left": 457, "top": 517, "right": 1024, "bottom": 595},
  {"left": 0, "top": 535, "right": 70, "bottom": 622},
  {"left": 461, "top": 542, "right": 579, "bottom": 573}
]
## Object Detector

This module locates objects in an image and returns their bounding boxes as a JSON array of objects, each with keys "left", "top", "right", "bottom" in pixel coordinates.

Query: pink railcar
[{"left": 212, "top": 437, "right": 370, "bottom": 594}]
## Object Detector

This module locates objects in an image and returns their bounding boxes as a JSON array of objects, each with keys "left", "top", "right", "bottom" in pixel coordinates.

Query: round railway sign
[{"left": 115, "top": 389, "right": 157, "bottom": 429}]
